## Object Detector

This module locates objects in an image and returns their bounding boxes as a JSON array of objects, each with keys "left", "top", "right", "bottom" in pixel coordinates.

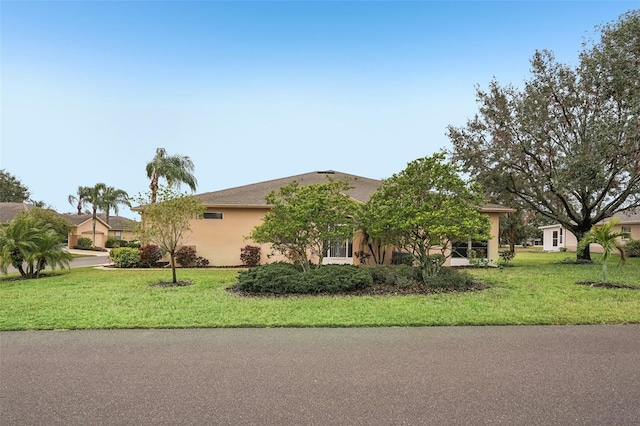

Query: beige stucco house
[
  {"left": 539, "top": 207, "right": 640, "bottom": 253},
  {"left": 65, "top": 214, "right": 138, "bottom": 248},
  {"left": 182, "top": 171, "right": 514, "bottom": 267}
]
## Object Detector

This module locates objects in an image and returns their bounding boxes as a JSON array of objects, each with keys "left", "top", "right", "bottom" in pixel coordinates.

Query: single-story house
[
  {"left": 539, "top": 207, "right": 640, "bottom": 253},
  {"left": 65, "top": 214, "right": 138, "bottom": 248},
  {"left": 179, "top": 171, "right": 514, "bottom": 267}
]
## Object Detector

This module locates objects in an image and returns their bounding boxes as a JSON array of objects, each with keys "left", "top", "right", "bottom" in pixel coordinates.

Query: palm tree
[
  {"left": 579, "top": 218, "right": 630, "bottom": 282},
  {"left": 82, "top": 183, "right": 108, "bottom": 246},
  {"left": 68, "top": 186, "right": 91, "bottom": 215},
  {"left": 146, "top": 148, "right": 197, "bottom": 203},
  {"left": 101, "top": 186, "right": 130, "bottom": 224}
]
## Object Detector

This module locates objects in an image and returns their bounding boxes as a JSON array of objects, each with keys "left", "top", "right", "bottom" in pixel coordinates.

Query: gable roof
[
  {"left": 196, "top": 171, "right": 383, "bottom": 207},
  {"left": 61, "top": 214, "right": 138, "bottom": 230},
  {"left": 0, "top": 202, "right": 36, "bottom": 223}
]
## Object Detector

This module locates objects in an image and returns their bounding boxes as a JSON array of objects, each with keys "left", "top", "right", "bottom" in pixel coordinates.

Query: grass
[{"left": 1, "top": 251, "right": 639, "bottom": 330}]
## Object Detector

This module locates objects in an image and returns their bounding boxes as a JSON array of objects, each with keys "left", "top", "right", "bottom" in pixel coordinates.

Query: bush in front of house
[
  {"left": 240, "top": 245, "right": 261, "bottom": 267},
  {"left": 106, "top": 237, "right": 129, "bottom": 248},
  {"left": 237, "top": 263, "right": 372, "bottom": 294},
  {"left": 425, "top": 267, "right": 474, "bottom": 289},
  {"left": 110, "top": 247, "right": 142, "bottom": 268},
  {"left": 76, "top": 237, "right": 93, "bottom": 248},
  {"left": 626, "top": 240, "right": 640, "bottom": 257},
  {"left": 366, "top": 264, "right": 420, "bottom": 288},
  {"left": 175, "top": 246, "right": 210, "bottom": 268},
  {"left": 140, "top": 244, "right": 163, "bottom": 267}
]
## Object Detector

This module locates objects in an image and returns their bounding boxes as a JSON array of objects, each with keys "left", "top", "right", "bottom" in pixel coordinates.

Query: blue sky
[{"left": 1, "top": 1, "right": 637, "bottom": 219}]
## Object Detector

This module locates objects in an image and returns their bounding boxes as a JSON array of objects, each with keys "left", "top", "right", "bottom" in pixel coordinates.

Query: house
[
  {"left": 184, "top": 171, "right": 514, "bottom": 267},
  {"left": 539, "top": 207, "right": 640, "bottom": 253},
  {"left": 0, "top": 202, "right": 36, "bottom": 224},
  {"left": 65, "top": 214, "right": 138, "bottom": 248}
]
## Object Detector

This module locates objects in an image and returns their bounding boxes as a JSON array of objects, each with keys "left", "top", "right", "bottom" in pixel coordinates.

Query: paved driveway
[{"left": 2, "top": 326, "right": 639, "bottom": 425}]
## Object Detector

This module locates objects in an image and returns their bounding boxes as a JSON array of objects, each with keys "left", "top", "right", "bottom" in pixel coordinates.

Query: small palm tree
[
  {"left": 579, "top": 218, "right": 630, "bottom": 282},
  {"left": 101, "top": 186, "right": 130, "bottom": 224},
  {"left": 68, "top": 186, "right": 91, "bottom": 215},
  {"left": 146, "top": 148, "right": 197, "bottom": 203}
]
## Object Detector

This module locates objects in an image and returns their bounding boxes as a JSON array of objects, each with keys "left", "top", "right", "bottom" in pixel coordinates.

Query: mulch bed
[
  {"left": 575, "top": 281, "right": 640, "bottom": 290},
  {"left": 227, "top": 281, "right": 488, "bottom": 298}
]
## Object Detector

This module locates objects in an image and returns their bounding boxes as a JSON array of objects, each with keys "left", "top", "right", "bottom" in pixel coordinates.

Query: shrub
[
  {"left": 240, "top": 245, "right": 261, "bottom": 267},
  {"left": 176, "top": 246, "right": 197, "bottom": 267},
  {"left": 498, "top": 250, "right": 516, "bottom": 267},
  {"left": 425, "top": 267, "right": 474, "bottom": 288},
  {"left": 77, "top": 237, "right": 93, "bottom": 248},
  {"left": 195, "top": 256, "right": 210, "bottom": 267},
  {"left": 626, "top": 240, "right": 640, "bottom": 258},
  {"left": 237, "top": 263, "right": 372, "bottom": 294},
  {"left": 106, "top": 237, "right": 128, "bottom": 248},
  {"left": 110, "top": 247, "right": 141, "bottom": 268},
  {"left": 127, "top": 240, "right": 141, "bottom": 249},
  {"left": 140, "top": 244, "right": 163, "bottom": 267},
  {"left": 366, "top": 264, "right": 420, "bottom": 288}
]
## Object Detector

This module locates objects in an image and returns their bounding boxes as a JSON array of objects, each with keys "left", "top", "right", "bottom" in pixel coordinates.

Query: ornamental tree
[
  {"left": 134, "top": 187, "right": 205, "bottom": 283},
  {"left": 448, "top": 10, "right": 640, "bottom": 262},
  {"left": 249, "top": 179, "right": 358, "bottom": 272},
  {"left": 359, "top": 153, "right": 490, "bottom": 278}
]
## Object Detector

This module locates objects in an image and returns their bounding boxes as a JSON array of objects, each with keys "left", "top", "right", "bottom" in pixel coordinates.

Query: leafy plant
[
  {"left": 176, "top": 246, "right": 197, "bottom": 267},
  {"left": 140, "top": 244, "right": 163, "bottom": 267},
  {"left": 77, "top": 237, "right": 93, "bottom": 248},
  {"left": 626, "top": 240, "right": 640, "bottom": 258},
  {"left": 240, "top": 245, "right": 261, "bottom": 267},
  {"left": 109, "top": 247, "right": 141, "bottom": 268},
  {"left": 578, "top": 218, "right": 630, "bottom": 282}
]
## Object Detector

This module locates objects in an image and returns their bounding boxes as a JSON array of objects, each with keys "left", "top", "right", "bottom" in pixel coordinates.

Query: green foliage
[
  {"left": 498, "top": 251, "right": 516, "bottom": 266},
  {"left": 135, "top": 187, "right": 205, "bottom": 282},
  {"left": 448, "top": 11, "right": 640, "bottom": 262},
  {"left": 626, "top": 240, "right": 640, "bottom": 258},
  {"left": 76, "top": 237, "right": 93, "bottom": 248},
  {"left": 176, "top": 246, "right": 197, "bottom": 267},
  {"left": 146, "top": 147, "right": 197, "bottom": 204},
  {"left": 237, "top": 263, "right": 372, "bottom": 294},
  {"left": 240, "top": 245, "right": 261, "bottom": 267},
  {"left": 18, "top": 208, "right": 74, "bottom": 239},
  {"left": 0, "top": 214, "right": 72, "bottom": 278},
  {"left": 0, "top": 169, "right": 30, "bottom": 202},
  {"left": 249, "top": 178, "right": 358, "bottom": 271},
  {"left": 109, "top": 247, "right": 142, "bottom": 268},
  {"left": 579, "top": 218, "right": 630, "bottom": 282},
  {"left": 105, "top": 238, "right": 128, "bottom": 248},
  {"left": 425, "top": 267, "right": 474, "bottom": 288},
  {"left": 366, "top": 264, "right": 420, "bottom": 288},
  {"left": 139, "top": 244, "right": 163, "bottom": 267},
  {"left": 360, "top": 153, "right": 490, "bottom": 277}
]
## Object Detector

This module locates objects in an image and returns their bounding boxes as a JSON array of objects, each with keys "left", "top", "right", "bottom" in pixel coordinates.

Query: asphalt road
[
  {"left": 2, "top": 326, "right": 639, "bottom": 425},
  {"left": 4, "top": 252, "right": 109, "bottom": 274}
]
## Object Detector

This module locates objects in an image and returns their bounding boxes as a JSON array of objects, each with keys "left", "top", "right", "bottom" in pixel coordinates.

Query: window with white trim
[{"left": 203, "top": 212, "right": 223, "bottom": 219}]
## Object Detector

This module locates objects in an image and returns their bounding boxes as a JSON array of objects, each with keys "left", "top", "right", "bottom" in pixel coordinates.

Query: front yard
[{"left": 1, "top": 251, "right": 639, "bottom": 330}]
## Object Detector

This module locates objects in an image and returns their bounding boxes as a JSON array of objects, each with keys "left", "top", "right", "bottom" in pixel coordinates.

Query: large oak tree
[{"left": 448, "top": 10, "right": 640, "bottom": 261}]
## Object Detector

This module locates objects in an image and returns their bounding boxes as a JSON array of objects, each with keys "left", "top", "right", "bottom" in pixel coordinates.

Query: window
[
  {"left": 115, "top": 231, "right": 122, "bottom": 239},
  {"left": 622, "top": 226, "right": 631, "bottom": 239},
  {"left": 552, "top": 230, "right": 558, "bottom": 247},
  {"left": 203, "top": 212, "right": 223, "bottom": 219},
  {"left": 559, "top": 228, "right": 563, "bottom": 244},
  {"left": 327, "top": 240, "right": 353, "bottom": 258}
]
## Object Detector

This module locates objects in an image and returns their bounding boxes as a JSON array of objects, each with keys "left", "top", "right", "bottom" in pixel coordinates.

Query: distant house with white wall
[{"left": 539, "top": 207, "right": 640, "bottom": 253}]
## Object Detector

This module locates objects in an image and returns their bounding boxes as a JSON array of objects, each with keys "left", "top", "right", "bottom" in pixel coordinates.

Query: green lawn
[{"left": 1, "top": 251, "right": 639, "bottom": 330}]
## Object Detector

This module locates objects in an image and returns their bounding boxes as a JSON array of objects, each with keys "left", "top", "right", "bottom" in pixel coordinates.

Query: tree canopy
[
  {"left": 249, "top": 179, "right": 358, "bottom": 271},
  {"left": 448, "top": 10, "right": 640, "bottom": 261},
  {"left": 134, "top": 187, "right": 205, "bottom": 283},
  {"left": 0, "top": 169, "right": 30, "bottom": 203},
  {"left": 359, "top": 153, "right": 490, "bottom": 278},
  {"left": 146, "top": 148, "right": 197, "bottom": 204}
]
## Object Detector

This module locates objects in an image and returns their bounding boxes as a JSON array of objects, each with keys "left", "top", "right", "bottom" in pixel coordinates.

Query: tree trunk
[
  {"left": 150, "top": 175, "right": 159, "bottom": 204},
  {"left": 92, "top": 207, "right": 98, "bottom": 246},
  {"left": 170, "top": 252, "right": 177, "bottom": 283}
]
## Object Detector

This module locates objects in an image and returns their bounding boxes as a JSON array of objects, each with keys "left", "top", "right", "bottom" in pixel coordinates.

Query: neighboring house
[
  {"left": 182, "top": 171, "right": 514, "bottom": 267},
  {"left": 539, "top": 207, "right": 640, "bottom": 253},
  {"left": 0, "top": 202, "right": 36, "bottom": 224},
  {"left": 65, "top": 214, "right": 138, "bottom": 248}
]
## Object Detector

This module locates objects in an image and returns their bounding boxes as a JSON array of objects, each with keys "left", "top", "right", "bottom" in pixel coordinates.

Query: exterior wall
[
  {"left": 68, "top": 220, "right": 110, "bottom": 248},
  {"left": 540, "top": 223, "right": 640, "bottom": 253},
  {"left": 188, "top": 207, "right": 277, "bottom": 266},
  {"left": 189, "top": 207, "right": 506, "bottom": 267},
  {"left": 107, "top": 230, "right": 136, "bottom": 242}
]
